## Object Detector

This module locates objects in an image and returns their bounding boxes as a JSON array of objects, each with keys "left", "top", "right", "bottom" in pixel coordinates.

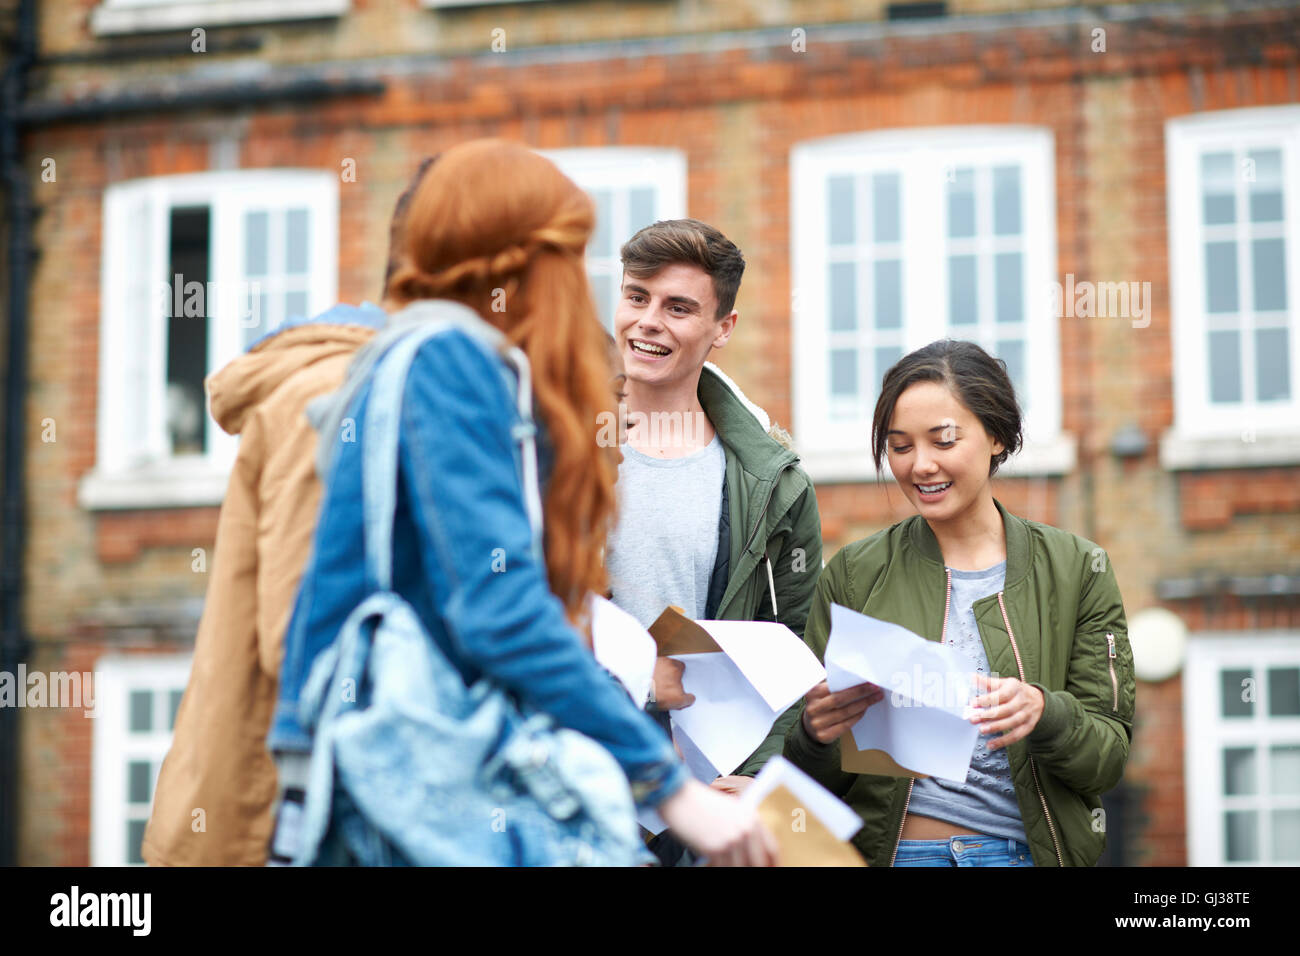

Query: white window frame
[
  {"left": 91, "top": 0, "right": 349, "bottom": 36},
  {"left": 1184, "top": 631, "right": 1300, "bottom": 867},
  {"left": 1163, "top": 106, "right": 1300, "bottom": 471},
  {"left": 539, "top": 148, "right": 687, "bottom": 331},
  {"left": 791, "top": 127, "right": 1073, "bottom": 483},
  {"left": 91, "top": 653, "right": 194, "bottom": 867},
  {"left": 80, "top": 169, "right": 338, "bottom": 510}
]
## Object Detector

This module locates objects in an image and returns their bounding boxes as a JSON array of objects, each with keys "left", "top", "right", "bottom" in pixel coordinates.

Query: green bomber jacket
[{"left": 783, "top": 497, "right": 1136, "bottom": 867}]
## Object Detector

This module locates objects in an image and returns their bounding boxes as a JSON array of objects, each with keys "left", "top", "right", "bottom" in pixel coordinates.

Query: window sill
[
  {"left": 90, "top": 0, "right": 349, "bottom": 36},
  {"left": 1159, "top": 430, "right": 1300, "bottom": 471},
  {"left": 79, "top": 463, "right": 229, "bottom": 511},
  {"left": 800, "top": 433, "right": 1077, "bottom": 485}
]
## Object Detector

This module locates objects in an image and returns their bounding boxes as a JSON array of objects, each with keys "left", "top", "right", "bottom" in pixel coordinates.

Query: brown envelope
[
  {"left": 647, "top": 606, "right": 721, "bottom": 656},
  {"left": 838, "top": 731, "right": 929, "bottom": 778},
  {"left": 756, "top": 783, "right": 867, "bottom": 867}
]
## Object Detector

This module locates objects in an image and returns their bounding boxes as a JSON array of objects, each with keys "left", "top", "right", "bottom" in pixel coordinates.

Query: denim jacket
[{"left": 269, "top": 301, "right": 687, "bottom": 809}]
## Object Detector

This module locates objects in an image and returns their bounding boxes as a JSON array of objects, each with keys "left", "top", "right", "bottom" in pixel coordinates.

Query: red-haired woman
[{"left": 269, "top": 140, "right": 775, "bottom": 866}]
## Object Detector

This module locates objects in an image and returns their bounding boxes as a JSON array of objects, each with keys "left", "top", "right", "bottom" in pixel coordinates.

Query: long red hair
[{"left": 384, "top": 139, "right": 617, "bottom": 624}]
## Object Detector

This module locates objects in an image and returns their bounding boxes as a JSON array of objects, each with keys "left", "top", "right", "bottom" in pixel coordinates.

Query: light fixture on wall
[
  {"left": 1110, "top": 422, "right": 1148, "bottom": 459},
  {"left": 1129, "top": 606, "right": 1188, "bottom": 682}
]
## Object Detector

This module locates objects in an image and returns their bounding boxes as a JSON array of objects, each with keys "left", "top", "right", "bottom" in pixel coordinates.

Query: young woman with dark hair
[{"left": 784, "top": 339, "right": 1135, "bottom": 867}]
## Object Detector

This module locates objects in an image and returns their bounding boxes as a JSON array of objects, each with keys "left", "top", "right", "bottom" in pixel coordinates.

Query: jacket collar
[
  {"left": 696, "top": 364, "right": 795, "bottom": 480},
  {"left": 906, "top": 497, "right": 1031, "bottom": 588}
]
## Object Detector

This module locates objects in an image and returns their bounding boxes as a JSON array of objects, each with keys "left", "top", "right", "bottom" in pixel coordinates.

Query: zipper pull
[{"left": 1107, "top": 633, "right": 1116, "bottom": 658}]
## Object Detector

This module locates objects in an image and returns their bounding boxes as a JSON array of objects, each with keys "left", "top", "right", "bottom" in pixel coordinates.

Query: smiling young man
[{"left": 604, "top": 219, "right": 823, "bottom": 826}]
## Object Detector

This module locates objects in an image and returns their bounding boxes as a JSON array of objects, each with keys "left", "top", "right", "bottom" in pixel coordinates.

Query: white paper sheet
[
  {"left": 825, "top": 603, "right": 979, "bottom": 783},
  {"left": 698, "top": 621, "right": 829, "bottom": 712},
  {"left": 589, "top": 594, "right": 657, "bottom": 709},
  {"left": 636, "top": 724, "right": 717, "bottom": 836},
  {"left": 739, "top": 755, "right": 863, "bottom": 842},
  {"left": 667, "top": 621, "right": 825, "bottom": 781}
]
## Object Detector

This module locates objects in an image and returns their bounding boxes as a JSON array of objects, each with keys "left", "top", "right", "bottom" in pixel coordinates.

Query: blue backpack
[{"left": 293, "top": 302, "right": 647, "bottom": 866}]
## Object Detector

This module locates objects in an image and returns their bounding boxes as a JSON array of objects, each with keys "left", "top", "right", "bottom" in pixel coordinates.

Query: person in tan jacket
[{"left": 143, "top": 162, "right": 434, "bottom": 866}]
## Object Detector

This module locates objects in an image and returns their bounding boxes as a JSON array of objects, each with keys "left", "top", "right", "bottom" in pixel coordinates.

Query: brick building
[{"left": 2, "top": 0, "right": 1298, "bottom": 865}]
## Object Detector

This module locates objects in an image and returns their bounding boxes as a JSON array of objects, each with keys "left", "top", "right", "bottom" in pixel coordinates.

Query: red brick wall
[{"left": 18, "top": 4, "right": 1300, "bottom": 864}]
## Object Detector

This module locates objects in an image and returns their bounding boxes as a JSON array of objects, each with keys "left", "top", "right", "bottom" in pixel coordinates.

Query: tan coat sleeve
[
  {"left": 142, "top": 351, "right": 352, "bottom": 866},
  {"left": 142, "top": 418, "right": 279, "bottom": 866}
]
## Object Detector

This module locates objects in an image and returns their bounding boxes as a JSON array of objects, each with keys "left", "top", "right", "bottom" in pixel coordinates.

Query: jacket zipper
[
  {"left": 739, "top": 462, "right": 793, "bottom": 558},
  {"left": 996, "top": 592, "right": 1065, "bottom": 867},
  {"left": 890, "top": 568, "right": 952, "bottom": 866},
  {"left": 731, "top": 460, "right": 796, "bottom": 618},
  {"left": 1106, "top": 633, "right": 1118, "bottom": 712}
]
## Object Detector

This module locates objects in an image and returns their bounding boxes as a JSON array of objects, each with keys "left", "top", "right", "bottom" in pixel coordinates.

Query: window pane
[
  {"left": 1257, "top": 328, "right": 1291, "bottom": 403},
  {"left": 169, "top": 689, "right": 184, "bottom": 731},
  {"left": 1224, "top": 810, "right": 1257, "bottom": 862},
  {"left": 128, "top": 760, "right": 151, "bottom": 804},
  {"left": 129, "top": 690, "right": 153, "bottom": 733},
  {"left": 245, "top": 210, "right": 268, "bottom": 276},
  {"left": 1223, "top": 746, "right": 1256, "bottom": 795},
  {"left": 285, "top": 208, "right": 309, "bottom": 274},
  {"left": 992, "top": 165, "right": 1021, "bottom": 236},
  {"left": 128, "top": 820, "right": 146, "bottom": 866},
  {"left": 1269, "top": 667, "right": 1300, "bottom": 716},
  {"left": 590, "top": 190, "right": 612, "bottom": 258},
  {"left": 828, "top": 176, "right": 855, "bottom": 245},
  {"left": 168, "top": 206, "right": 210, "bottom": 456},
  {"left": 830, "top": 349, "right": 857, "bottom": 398},
  {"left": 1221, "top": 668, "right": 1254, "bottom": 717},
  {"left": 1273, "top": 809, "right": 1300, "bottom": 862},
  {"left": 947, "top": 168, "right": 975, "bottom": 239},
  {"left": 628, "top": 187, "right": 656, "bottom": 234},
  {"left": 241, "top": 288, "right": 270, "bottom": 347},
  {"left": 1271, "top": 744, "right": 1300, "bottom": 794},
  {"left": 996, "top": 339, "right": 1025, "bottom": 402},
  {"left": 872, "top": 172, "right": 900, "bottom": 243},
  {"left": 874, "top": 347, "right": 902, "bottom": 391},
  {"left": 285, "top": 291, "right": 309, "bottom": 325},
  {"left": 874, "top": 259, "right": 901, "bottom": 330},
  {"left": 1208, "top": 330, "right": 1242, "bottom": 404},
  {"left": 995, "top": 252, "right": 1022, "bottom": 324},
  {"left": 829, "top": 262, "right": 857, "bottom": 332},
  {"left": 1252, "top": 238, "right": 1287, "bottom": 312},
  {"left": 948, "top": 255, "right": 977, "bottom": 326},
  {"left": 1205, "top": 241, "right": 1238, "bottom": 313},
  {"left": 1248, "top": 149, "right": 1283, "bottom": 223},
  {"left": 1201, "top": 152, "right": 1236, "bottom": 226},
  {"left": 589, "top": 273, "right": 612, "bottom": 329}
]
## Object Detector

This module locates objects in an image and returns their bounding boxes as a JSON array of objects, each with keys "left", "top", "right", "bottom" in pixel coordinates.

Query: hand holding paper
[
  {"left": 647, "top": 608, "right": 826, "bottom": 782},
  {"left": 825, "top": 603, "right": 978, "bottom": 783},
  {"left": 801, "top": 678, "right": 886, "bottom": 745}
]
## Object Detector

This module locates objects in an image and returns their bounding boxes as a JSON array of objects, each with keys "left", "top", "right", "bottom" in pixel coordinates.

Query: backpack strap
[{"left": 360, "top": 301, "right": 545, "bottom": 593}]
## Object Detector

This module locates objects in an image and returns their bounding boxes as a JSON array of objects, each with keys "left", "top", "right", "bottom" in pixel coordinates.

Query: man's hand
[
  {"left": 801, "top": 680, "right": 883, "bottom": 745},
  {"left": 652, "top": 657, "right": 695, "bottom": 710},
  {"left": 710, "top": 775, "right": 754, "bottom": 797},
  {"left": 970, "top": 675, "right": 1044, "bottom": 750}
]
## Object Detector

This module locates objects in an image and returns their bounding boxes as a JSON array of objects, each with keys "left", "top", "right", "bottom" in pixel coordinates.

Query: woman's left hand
[{"left": 969, "top": 675, "right": 1045, "bottom": 750}]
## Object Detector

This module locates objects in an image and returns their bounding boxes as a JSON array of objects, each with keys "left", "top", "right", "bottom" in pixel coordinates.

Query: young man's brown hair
[{"left": 619, "top": 218, "right": 746, "bottom": 319}]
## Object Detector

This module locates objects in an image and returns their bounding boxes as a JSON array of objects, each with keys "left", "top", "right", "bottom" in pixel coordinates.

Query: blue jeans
[{"left": 894, "top": 835, "right": 1034, "bottom": 867}]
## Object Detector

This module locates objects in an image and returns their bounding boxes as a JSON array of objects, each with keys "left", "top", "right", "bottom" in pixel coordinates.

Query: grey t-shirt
[
  {"left": 605, "top": 435, "right": 725, "bottom": 628},
  {"left": 906, "top": 559, "right": 1029, "bottom": 844}
]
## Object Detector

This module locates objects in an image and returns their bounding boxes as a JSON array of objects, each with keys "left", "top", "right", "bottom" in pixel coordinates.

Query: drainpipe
[{"left": 0, "top": 0, "right": 37, "bottom": 868}]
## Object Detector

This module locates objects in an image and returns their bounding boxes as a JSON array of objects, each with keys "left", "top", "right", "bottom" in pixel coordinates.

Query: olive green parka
[{"left": 784, "top": 498, "right": 1136, "bottom": 866}]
